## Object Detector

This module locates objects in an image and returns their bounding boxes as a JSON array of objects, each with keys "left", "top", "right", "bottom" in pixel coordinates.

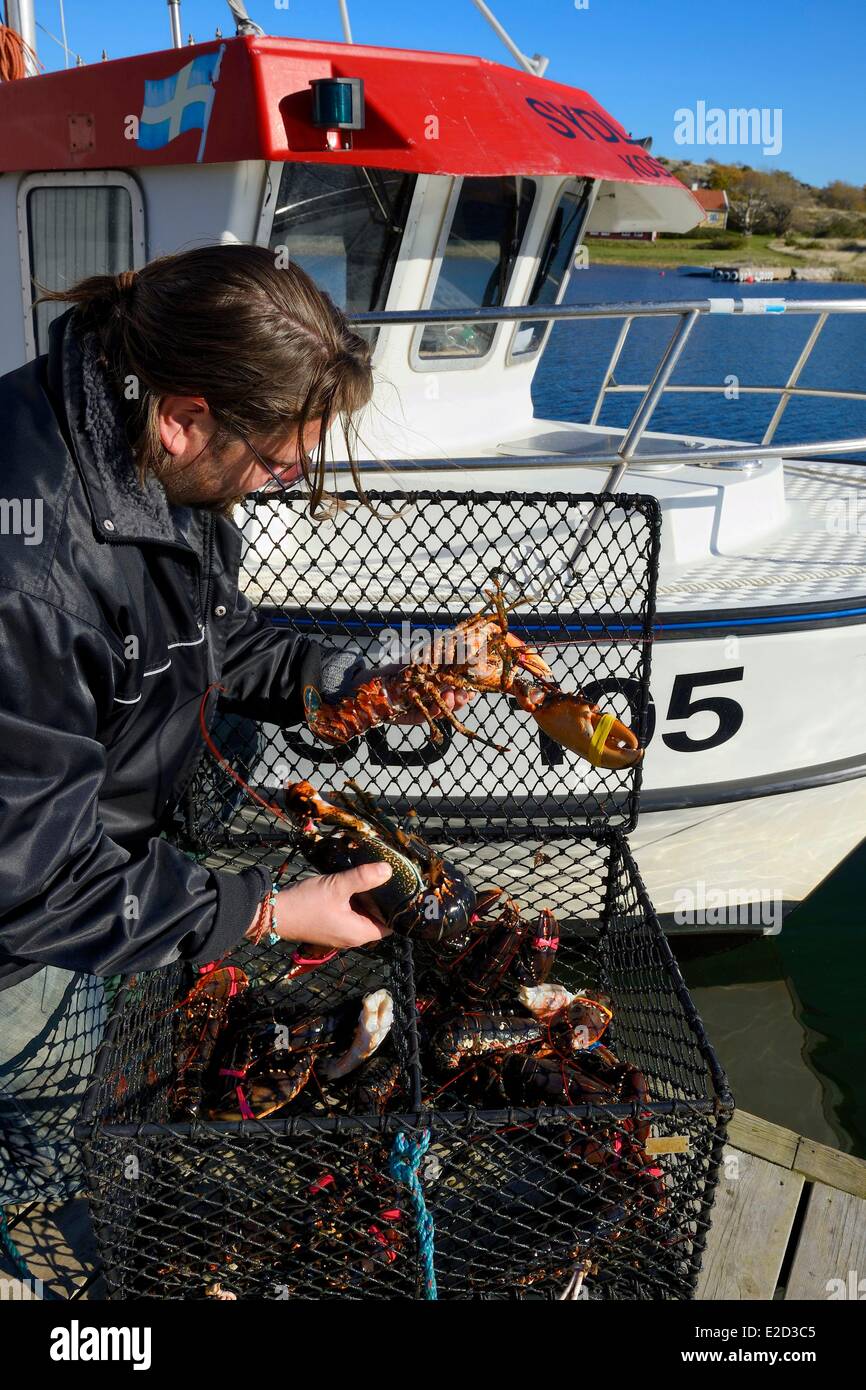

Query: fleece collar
[{"left": 48, "top": 309, "right": 193, "bottom": 549}]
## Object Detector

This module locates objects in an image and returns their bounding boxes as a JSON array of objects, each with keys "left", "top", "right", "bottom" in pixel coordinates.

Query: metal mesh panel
[
  {"left": 77, "top": 836, "right": 731, "bottom": 1301},
  {"left": 185, "top": 489, "right": 660, "bottom": 853},
  {"left": 1, "top": 971, "right": 106, "bottom": 1207}
]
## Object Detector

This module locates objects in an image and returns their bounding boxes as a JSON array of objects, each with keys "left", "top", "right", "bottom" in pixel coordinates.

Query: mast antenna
[
  {"left": 337, "top": 0, "right": 353, "bottom": 43},
  {"left": 225, "top": 1, "right": 264, "bottom": 37},
  {"left": 468, "top": 0, "right": 548, "bottom": 75},
  {"left": 58, "top": 0, "right": 69, "bottom": 68},
  {"left": 166, "top": 1, "right": 183, "bottom": 48}
]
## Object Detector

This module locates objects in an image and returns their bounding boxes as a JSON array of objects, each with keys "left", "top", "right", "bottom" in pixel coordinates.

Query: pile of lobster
[
  {"left": 169, "top": 778, "right": 651, "bottom": 1129},
  {"left": 162, "top": 778, "right": 664, "bottom": 1292}
]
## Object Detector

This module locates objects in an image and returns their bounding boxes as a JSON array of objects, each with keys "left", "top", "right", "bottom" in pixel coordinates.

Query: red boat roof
[{"left": 0, "top": 34, "right": 694, "bottom": 201}]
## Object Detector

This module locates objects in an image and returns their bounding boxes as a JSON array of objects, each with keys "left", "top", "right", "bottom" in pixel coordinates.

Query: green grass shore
[
  {"left": 587, "top": 233, "right": 866, "bottom": 281},
  {"left": 588, "top": 233, "right": 798, "bottom": 267}
]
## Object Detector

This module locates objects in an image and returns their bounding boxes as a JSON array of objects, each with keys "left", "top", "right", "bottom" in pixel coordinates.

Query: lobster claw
[
  {"left": 526, "top": 694, "right": 643, "bottom": 770},
  {"left": 502, "top": 633, "right": 554, "bottom": 683},
  {"left": 462, "top": 628, "right": 553, "bottom": 692}
]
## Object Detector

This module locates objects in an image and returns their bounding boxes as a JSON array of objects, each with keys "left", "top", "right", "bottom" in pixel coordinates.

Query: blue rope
[
  {"left": 0, "top": 1206, "right": 32, "bottom": 1283},
  {"left": 389, "top": 1130, "right": 437, "bottom": 1300}
]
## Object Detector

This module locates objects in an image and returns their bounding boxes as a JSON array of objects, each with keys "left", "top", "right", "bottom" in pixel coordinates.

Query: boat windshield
[
  {"left": 418, "top": 175, "right": 536, "bottom": 360},
  {"left": 268, "top": 163, "right": 417, "bottom": 340},
  {"left": 510, "top": 178, "right": 593, "bottom": 359}
]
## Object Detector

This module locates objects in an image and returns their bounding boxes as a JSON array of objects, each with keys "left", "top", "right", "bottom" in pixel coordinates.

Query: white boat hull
[{"left": 631, "top": 775, "right": 866, "bottom": 934}]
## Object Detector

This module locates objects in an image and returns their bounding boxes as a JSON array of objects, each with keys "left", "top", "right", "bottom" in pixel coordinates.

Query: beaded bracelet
[
  {"left": 264, "top": 883, "right": 280, "bottom": 945},
  {"left": 245, "top": 883, "right": 281, "bottom": 946}
]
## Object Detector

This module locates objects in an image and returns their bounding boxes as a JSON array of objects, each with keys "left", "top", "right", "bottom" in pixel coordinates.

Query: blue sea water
[
  {"left": 533, "top": 266, "right": 866, "bottom": 1157},
  {"left": 533, "top": 264, "right": 866, "bottom": 460}
]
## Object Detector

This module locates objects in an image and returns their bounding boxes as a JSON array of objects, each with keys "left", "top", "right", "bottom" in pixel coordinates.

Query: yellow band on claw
[{"left": 587, "top": 712, "right": 617, "bottom": 766}]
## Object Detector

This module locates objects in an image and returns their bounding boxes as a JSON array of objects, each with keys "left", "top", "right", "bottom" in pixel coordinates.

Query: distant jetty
[{"left": 679, "top": 264, "right": 836, "bottom": 282}]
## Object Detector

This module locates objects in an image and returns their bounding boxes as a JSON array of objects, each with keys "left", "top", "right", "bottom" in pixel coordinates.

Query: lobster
[
  {"left": 302, "top": 577, "right": 642, "bottom": 770},
  {"left": 442, "top": 897, "right": 560, "bottom": 1003},
  {"left": 170, "top": 964, "right": 249, "bottom": 1118},
  {"left": 204, "top": 989, "right": 395, "bottom": 1121},
  {"left": 205, "top": 1016, "right": 315, "bottom": 1121},
  {"left": 281, "top": 781, "right": 565, "bottom": 1007},
  {"left": 282, "top": 779, "right": 477, "bottom": 951},
  {"left": 429, "top": 994, "right": 611, "bottom": 1074},
  {"left": 344, "top": 1054, "right": 403, "bottom": 1114}
]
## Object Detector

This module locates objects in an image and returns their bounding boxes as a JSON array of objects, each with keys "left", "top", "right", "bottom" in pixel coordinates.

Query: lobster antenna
[{"left": 486, "top": 568, "right": 542, "bottom": 620}]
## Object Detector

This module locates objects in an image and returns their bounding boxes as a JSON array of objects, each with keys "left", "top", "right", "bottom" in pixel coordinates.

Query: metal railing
[{"left": 352, "top": 296, "right": 866, "bottom": 472}]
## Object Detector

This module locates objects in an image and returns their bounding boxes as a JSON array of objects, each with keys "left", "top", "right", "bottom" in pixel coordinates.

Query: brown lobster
[
  {"left": 443, "top": 896, "right": 560, "bottom": 1003},
  {"left": 170, "top": 964, "right": 249, "bottom": 1118},
  {"left": 303, "top": 578, "right": 642, "bottom": 770}
]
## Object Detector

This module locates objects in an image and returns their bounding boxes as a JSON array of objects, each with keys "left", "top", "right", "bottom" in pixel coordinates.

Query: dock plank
[
  {"left": 793, "top": 1139, "right": 866, "bottom": 1200},
  {"left": 696, "top": 1148, "right": 804, "bottom": 1300},
  {"left": 727, "top": 1111, "right": 799, "bottom": 1168},
  {"left": 1, "top": 1197, "right": 100, "bottom": 1299},
  {"left": 785, "top": 1184, "right": 866, "bottom": 1300}
]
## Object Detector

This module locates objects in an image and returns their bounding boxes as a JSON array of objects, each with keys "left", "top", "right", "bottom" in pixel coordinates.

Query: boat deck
[
  {"left": 239, "top": 449, "right": 866, "bottom": 615},
  {"left": 3, "top": 1110, "right": 864, "bottom": 1301}
]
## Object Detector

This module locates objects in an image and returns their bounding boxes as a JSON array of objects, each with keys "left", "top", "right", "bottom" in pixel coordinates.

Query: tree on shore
[
  {"left": 660, "top": 158, "right": 866, "bottom": 239},
  {"left": 819, "top": 181, "right": 866, "bottom": 213}
]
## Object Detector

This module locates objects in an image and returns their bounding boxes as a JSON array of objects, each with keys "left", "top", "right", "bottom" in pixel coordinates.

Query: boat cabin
[{"left": 0, "top": 33, "right": 700, "bottom": 457}]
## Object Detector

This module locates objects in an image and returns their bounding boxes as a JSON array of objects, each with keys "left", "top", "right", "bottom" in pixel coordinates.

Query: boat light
[{"left": 310, "top": 77, "right": 365, "bottom": 150}]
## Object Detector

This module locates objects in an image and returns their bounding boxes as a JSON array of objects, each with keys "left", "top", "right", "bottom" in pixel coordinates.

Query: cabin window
[
  {"left": 509, "top": 179, "right": 593, "bottom": 359},
  {"left": 268, "top": 164, "right": 416, "bottom": 340},
  {"left": 418, "top": 176, "right": 536, "bottom": 361},
  {"left": 25, "top": 185, "right": 135, "bottom": 355},
  {"left": 19, "top": 172, "right": 145, "bottom": 360}
]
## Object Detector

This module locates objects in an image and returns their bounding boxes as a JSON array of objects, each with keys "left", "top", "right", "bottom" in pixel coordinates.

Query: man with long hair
[{"left": 0, "top": 244, "right": 468, "bottom": 1209}]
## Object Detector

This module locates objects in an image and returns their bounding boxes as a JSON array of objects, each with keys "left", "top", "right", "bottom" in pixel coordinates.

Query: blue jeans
[{"left": 0, "top": 968, "right": 106, "bottom": 1206}]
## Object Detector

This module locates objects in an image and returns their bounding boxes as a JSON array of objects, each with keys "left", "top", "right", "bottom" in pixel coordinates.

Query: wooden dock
[
  {"left": 697, "top": 1111, "right": 866, "bottom": 1300},
  {"left": 3, "top": 1110, "right": 865, "bottom": 1300}
]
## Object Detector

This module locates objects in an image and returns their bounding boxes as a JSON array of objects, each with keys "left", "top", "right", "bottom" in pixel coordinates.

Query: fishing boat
[{"left": 2, "top": 1, "right": 865, "bottom": 933}]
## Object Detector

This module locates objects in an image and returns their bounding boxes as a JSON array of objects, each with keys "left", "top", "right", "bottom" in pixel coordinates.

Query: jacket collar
[{"left": 47, "top": 309, "right": 195, "bottom": 550}]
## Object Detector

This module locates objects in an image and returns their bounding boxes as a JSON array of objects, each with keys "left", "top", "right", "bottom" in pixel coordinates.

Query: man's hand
[
  {"left": 393, "top": 686, "right": 475, "bottom": 727},
  {"left": 269, "top": 862, "right": 394, "bottom": 949},
  {"left": 360, "top": 655, "right": 477, "bottom": 729}
]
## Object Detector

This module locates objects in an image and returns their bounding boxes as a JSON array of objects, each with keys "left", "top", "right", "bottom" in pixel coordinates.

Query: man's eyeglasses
[{"left": 238, "top": 433, "right": 305, "bottom": 496}]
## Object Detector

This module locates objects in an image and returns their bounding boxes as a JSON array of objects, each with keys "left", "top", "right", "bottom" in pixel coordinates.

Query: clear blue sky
[{"left": 27, "top": 0, "right": 865, "bottom": 187}]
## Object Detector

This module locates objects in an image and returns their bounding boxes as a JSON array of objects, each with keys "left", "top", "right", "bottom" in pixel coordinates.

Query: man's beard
[{"left": 156, "top": 437, "right": 247, "bottom": 516}]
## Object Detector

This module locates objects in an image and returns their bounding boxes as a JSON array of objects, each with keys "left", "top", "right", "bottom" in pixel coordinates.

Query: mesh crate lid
[{"left": 227, "top": 488, "right": 660, "bottom": 840}]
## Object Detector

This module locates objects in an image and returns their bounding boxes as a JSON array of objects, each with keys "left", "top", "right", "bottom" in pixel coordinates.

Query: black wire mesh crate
[
  {"left": 76, "top": 933, "right": 425, "bottom": 1300},
  {"left": 188, "top": 489, "right": 661, "bottom": 848},
  {"left": 77, "top": 834, "right": 731, "bottom": 1301},
  {"left": 76, "top": 487, "right": 731, "bottom": 1298}
]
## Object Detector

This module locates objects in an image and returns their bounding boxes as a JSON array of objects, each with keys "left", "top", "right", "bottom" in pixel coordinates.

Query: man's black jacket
[{"left": 0, "top": 310, "right": 323, "bottom": 990}]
